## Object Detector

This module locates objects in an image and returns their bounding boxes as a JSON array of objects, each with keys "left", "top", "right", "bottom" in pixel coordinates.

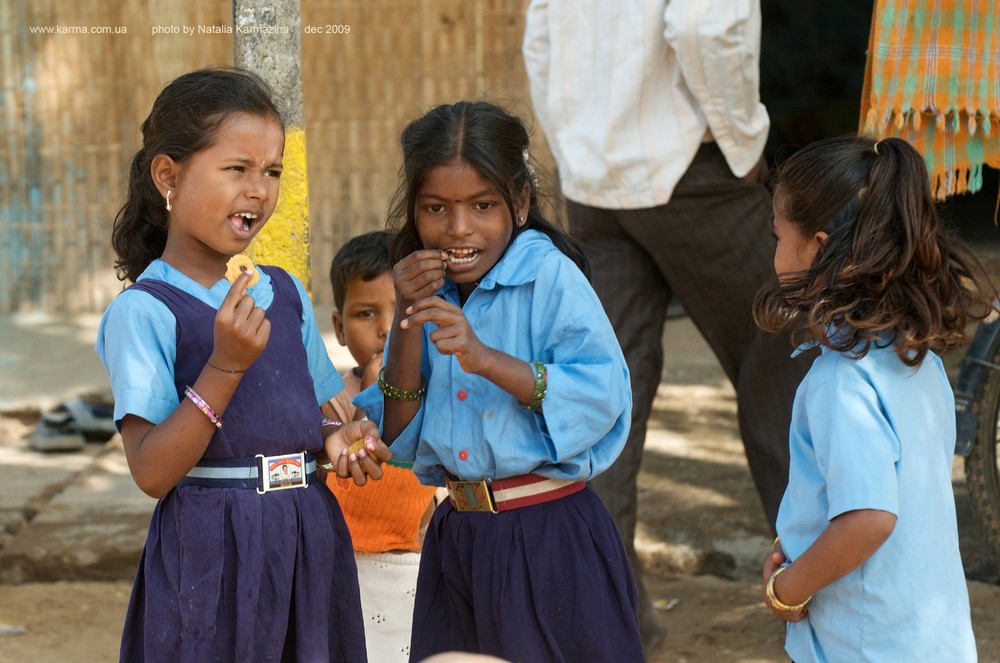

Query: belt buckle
[
  {"left": 257, "top": 452, "right": 307, "bottom": 494},
  {"left": 447, "top": 478, "right": 497, "bottom": 513}
]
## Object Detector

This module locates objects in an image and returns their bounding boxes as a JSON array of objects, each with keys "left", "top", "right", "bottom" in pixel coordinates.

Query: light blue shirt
[
  {"left": 355, "top": 230, "right": 631, "bottom": 486},
  {"left": 778, "top": 341, "right": 976, "bottom": 662},
  {"left": 95, "top": 259, "right": 343, "bottom": 427}
]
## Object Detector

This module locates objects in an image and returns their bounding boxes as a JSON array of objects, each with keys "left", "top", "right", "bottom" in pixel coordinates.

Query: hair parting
[{"left": 386, "top": 100, "right": 589, "bottom": 277}]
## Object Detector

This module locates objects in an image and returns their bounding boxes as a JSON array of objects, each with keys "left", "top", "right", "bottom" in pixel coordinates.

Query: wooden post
[{"left": 233, "top": 0, "right": 311, "bottom": 290}]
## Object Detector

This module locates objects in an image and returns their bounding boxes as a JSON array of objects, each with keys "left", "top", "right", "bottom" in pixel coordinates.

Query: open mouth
[
  {"left": 229, "top": 211, "right": 260, "bottom": 234},
  {"left": 445, "top": 248, "right": 480, "bottom": 265}
]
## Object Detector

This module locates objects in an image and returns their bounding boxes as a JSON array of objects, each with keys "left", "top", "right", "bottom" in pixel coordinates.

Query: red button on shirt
[
  {"left": 457, "top": 389, "right": 468, "bottom": 401},
  {"left": 458, "top": 449, "right": 469, "bottom": 461}
]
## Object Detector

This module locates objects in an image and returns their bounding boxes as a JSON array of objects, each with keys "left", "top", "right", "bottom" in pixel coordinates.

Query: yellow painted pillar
[{"left": 233, "top": 0, "right": 311, "bottom": 291}]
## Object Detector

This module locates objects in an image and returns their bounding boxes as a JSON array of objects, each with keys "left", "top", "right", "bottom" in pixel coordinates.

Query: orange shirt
[
  {"left": 328, "top": 465, "right": 437, "bottom": 553},
  {"left": 326, "top": 369, "right": 437, "bottom": 553}
]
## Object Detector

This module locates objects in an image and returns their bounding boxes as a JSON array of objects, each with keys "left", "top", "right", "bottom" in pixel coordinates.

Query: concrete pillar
[{"left": 233, "top": 0, "right": 311, "bottom": 290}]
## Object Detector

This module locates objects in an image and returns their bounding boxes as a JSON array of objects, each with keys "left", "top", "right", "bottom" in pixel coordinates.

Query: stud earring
[{"left": 165, "top": 190, "right": 172, "bottom": 212}]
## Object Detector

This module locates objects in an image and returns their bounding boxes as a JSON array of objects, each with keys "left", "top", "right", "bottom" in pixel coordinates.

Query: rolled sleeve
[{"left": 531, "top": 261, "right": 632, "bottom": 477}]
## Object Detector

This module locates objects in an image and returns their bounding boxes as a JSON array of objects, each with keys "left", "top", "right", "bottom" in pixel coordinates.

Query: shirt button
[
  {"left": 458, "top": 449, "right": 469, "bottom": 461},
  {"left": 457, "top": 389, "right": 468, "bottom": 401}
]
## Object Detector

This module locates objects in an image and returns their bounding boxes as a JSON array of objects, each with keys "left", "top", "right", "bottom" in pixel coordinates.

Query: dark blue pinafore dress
[{"left": 119, "top": 266, "right": 366, "bottom": 662}]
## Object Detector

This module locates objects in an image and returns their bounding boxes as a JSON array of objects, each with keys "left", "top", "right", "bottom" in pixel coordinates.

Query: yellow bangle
[{"left": 766, "top": 566, "right": 811, "bottom": 612}]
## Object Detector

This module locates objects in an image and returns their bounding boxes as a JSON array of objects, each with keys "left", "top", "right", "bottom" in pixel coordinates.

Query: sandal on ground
[
  {"left": 27, "top": 397, "right": 116, "bottom": 452},
  {"left": 28, "top": 413, "right": 84, "bottom": 452}
]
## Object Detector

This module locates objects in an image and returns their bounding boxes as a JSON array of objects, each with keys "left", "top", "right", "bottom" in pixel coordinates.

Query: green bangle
[
  {"left": 520, "top": 360, "right": 547, "bottom": 411},
  {"left": 378, "top": 368, "right": 427, "bottom": 401}
]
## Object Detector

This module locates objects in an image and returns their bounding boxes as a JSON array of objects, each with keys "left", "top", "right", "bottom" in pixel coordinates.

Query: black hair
[
  {"left": 329, "top": 230, "right": 394, "bottom": 312},
  {"left": 754, "top": 135, "right": 996, "bottom": 366},
  {"left": 386, "top": 101, "right": 589, "bottom": 277},
  {"left": 111, "top": 67, "right": 284, "bottom": 283}
]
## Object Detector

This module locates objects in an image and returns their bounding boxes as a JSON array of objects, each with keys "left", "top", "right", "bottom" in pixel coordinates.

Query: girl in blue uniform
[
  {"left": 355, "top": 101, "right": 644, "bottom": 662},
  {"left": 755, "top": 135, "right": 994, "bottom": 662},
  {"left": 97, "top": 67, "right": 389, "bottom": 662}
]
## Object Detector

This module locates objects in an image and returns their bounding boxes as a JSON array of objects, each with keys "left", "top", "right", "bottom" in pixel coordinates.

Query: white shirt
[{"left": 523, "top": 0, "right": 770, "bottom": 209}]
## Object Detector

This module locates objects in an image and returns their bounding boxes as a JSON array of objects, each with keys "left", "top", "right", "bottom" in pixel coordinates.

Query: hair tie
[
  {"left": 522, "top": 147, "right": 537, "bottom": 184},
  {"left": 873, "top": 140, "right": 881, "bottom": 156}
]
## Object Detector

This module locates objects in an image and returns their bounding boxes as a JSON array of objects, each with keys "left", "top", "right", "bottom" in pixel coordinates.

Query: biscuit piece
[
  {"left": 347, "top": 439, "right": 367, "bottom": 455},
  {"left": 225, "top": 254, "right": 259, "bottom": 286}
]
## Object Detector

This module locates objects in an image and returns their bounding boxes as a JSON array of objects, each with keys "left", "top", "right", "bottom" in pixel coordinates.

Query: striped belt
[
  {"left": 179, "top": 452, "right": 317, "bottom": 494},
  {"left": 445, "top": 473, "right": 585, "bottom": 513}
]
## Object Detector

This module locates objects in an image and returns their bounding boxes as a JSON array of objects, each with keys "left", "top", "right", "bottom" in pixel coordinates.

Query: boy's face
[{"left": 332, "top": 272, "right": 396, "bottom": 366}]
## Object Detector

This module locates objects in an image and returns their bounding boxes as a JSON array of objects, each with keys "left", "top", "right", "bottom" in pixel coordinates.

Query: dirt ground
[{"left": 3, "top": 330, "right": 1000, "bottom": 662}]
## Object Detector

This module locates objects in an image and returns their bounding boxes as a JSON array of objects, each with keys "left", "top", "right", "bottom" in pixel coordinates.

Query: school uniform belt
[
  {"left": 179, "top": 452, "right": 317, "bottom": 494},
  {"left": 445, "top": 473, "right": 585, "bottom": 513}
]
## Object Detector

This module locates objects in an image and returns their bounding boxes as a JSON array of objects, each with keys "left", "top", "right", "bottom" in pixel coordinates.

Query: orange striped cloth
[{"left": 859, "top": 0, "right": 1000, "bottom": 200}]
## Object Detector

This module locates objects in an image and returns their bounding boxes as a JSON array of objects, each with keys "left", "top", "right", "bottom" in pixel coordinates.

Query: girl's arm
[
  {"left": 764, "top": 508, "right": 896, "bottom": 621},
  {"left": 120, "top": 271, "right": 268, "bottom": 497},
  {"left": 381, "top": 250, "right": 449, "bottom": 443}
]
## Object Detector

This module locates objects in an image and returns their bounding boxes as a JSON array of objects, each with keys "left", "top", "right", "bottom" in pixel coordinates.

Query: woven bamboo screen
[{"left": 1, "top": 0, "right": 554, "bottom": 313}]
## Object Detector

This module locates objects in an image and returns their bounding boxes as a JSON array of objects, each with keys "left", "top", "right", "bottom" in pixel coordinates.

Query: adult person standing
[{"left": 523, "top": 1, "right": 814, "bottom": 656}]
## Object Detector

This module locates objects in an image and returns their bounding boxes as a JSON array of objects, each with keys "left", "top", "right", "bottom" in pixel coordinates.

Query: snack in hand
[
  {"left": 225, "top": 254, "right": 259, "bottom": 286},
  {"left": 347, "top": 439, "right": 367, "bottom": 455}
]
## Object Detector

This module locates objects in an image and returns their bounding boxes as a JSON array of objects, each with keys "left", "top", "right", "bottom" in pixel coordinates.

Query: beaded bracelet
[
  {"left": 519, "top": 360, "right": 547, "bottom": 411},
  {"left": 377, "top": 368, "right": 427, "bottom": 401},
  {"left": 184, "top": 386, "right": 222, "bottom": 429},
  {"left": 765, "top": 565, "right": 811, "bottom": 612},
  {"left": 321, "top": 418, "right": 342, "bottom": 428}
]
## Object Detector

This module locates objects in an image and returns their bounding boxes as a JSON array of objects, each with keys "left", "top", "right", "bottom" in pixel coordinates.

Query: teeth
[{"left": 446, "top": 249, "right": 478, "bottom": 264}]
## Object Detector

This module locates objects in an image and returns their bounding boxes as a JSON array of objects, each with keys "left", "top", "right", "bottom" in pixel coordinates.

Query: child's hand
[
  {"left": 359, "top": 351, "right": 383, "bottom": 390},
  {"left": 393, "top": 250, "right": 448, "bottom": 310},
  {"left": 210, "top": 270, "right": 270, "bottom": 372},
  {"left": 324, "top": 419, "right": 392, "bottom": 486},
  {"left": 762, "top": 537, "right": 786, "bottom": 583},
  {"left": 400, "top": 297, "right": 488, "bottom": 374},
  {"left": 762, "top": 539, "right": 808, "bottom": 622}
]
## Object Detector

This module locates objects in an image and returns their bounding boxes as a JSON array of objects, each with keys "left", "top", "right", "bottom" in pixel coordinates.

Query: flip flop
[
  {"left": 28, "top": 397, "right": 117, "bottom": 452},
  {"left": 60, "top": 397, "right": 117, "bottom": 441},
  {"left": 28, "top": 414, "right": 84, "bottom": 452}
]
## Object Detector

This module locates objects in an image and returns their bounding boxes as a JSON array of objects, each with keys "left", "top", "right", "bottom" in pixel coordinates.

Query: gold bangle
[
  {"left": 519, "top": 360, "right": 547, "bottom": 411},
  {"left": 766, "top": 566, "right": 811, "bottom": 612},
  {"left": 377, "top": 368, "right": 427, "bottom": 401}
]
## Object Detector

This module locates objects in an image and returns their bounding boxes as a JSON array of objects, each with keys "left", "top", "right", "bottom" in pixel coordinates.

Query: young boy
[{"left": 326, "top": 230, "right": 439, "bottom": 662}]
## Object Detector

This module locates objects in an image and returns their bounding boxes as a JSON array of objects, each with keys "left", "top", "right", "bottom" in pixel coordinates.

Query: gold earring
[{"left": 166, "top": 190, "right": 172, "bottom": 212}]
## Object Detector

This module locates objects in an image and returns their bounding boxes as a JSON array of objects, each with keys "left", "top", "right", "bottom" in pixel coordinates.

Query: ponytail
[{"left": 112, "top": 148, "right": 168, "bottom": 283}]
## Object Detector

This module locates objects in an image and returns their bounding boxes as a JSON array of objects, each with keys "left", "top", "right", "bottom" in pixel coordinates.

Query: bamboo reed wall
[{"left": 1, "top": 0, "right": 552, "bottom": 313}]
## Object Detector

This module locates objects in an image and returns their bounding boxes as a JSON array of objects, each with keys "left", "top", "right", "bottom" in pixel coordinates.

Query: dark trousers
[{"left": 568, "top": 143, "right": 814, "bottom": 651}]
